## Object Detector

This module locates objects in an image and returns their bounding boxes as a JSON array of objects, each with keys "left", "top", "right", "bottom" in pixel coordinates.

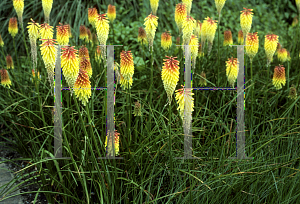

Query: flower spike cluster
[
  {"left": 0, "top": 69, "right": 12, "bottom": 88},
  {"left": 201, "top": 17, "right": 218, "bottom": 54},
  {"left": 56, "top": 23, "right": 69, "bottom": 46},
  {"left": 161, "top": 31, "right": 172, "bottom": 51},
  {"left": 95, "top": 13, "right": 110, "bottom": 58},
  {"left": 80, "top": 56, "right": 92, "bottom": 78},
  {"left": 240, "top": 8, "right": 253, "bottom": 43},
  {"left": 120, "top": 50, "right": 134, "bottom": 89},
  {"left": 8, "top": 17, "right": 18, "bottom": 38},
  {"left": 6, "top": 55, "right": 14, "bottom": 69},
  {"left": 13, "top": 0, "right": 24, "bottom": 25},
  {"left": 40, "top": 39, "right": 57, "bottom": 88},
  {"left": 42, "top": 0, "right": 53, "bottom": 23},
  {"left": 107, "top": 4, "right": 116, "bottom": 23},
  {"left": 138, "top": 27, "right": 148, "bottom": 45},
  {"left": 144, "top": 13, "right": 158, "bottom": 50},
  {"left": 175, "top": 86, "right": 194, "bottom": 127},
  {"left": 150, "top": 0, "right": 159, "bottom": 16},
  {"left": 39, "top": 23, "right": 54, "bottom": 40},
  {"left": 175, "top": 3, "right": 187, "bottom": 34},
  {"left": 161, "top": 56, "right": 180, "bottom": 104},
  {"left": 61, "top": 45, "right": 80, "bottom": 89},
  {"left": 74, "top": 69, "right": 91, "bottom": 106},
  {"left": 27, "top": 18, "right": 40, "bottom": 40},
  {"left": 264, "top": 34, "right": 279, "bottom": 66},
  {"left": 245, "top": 32, "right": 259, "bottom": 63},
  {"left": 88, "top": 8, "right": 98, "bottom": 28},
  {"left": 225, "top": 57, "right": 239, "bottom": 87},
  {"left": 272, "top": 65, "right": 286, "bottom": 90},
  {"left": 223, "top": 30, "right": 233, "bottom": 46}
]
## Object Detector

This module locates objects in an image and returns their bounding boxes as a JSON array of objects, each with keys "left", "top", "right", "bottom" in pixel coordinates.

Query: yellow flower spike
[
  {"left": 27, "top": 19, "right": 40, "bottom": 40},
  {"left": 264, "top": 34, "right": 279, "bottom": 66},
  {"left": 175, "top": 3, "right": 186, "bottom": 34},
  {"left": 88, "top": 8, "right": 98, "bottom": 28},
  {"left": 56, "top": 23, "right": 69, "bottom": 46},
  {"left": 223, "top": 29, "right": 233, "bottom": 46},
  {"left": 288, "top": 85, "right": 297, "bottom": 100},
  {"left": 40, "top": 38, "right": 56, "bottom": 87},
  {"left": 0, "top": 69, "right": 12, "bottom": 88},
  {"left": 105, "top": 130, "right": 120, "bottom": 156},
  {"left": 225, "top": 57, "right": 239, "bottom": 87},
  {"left": 8, "top": 17, "right": 18, "bottom": 38},
  {"left": 120, "top": 50, "right": 134, "bottom": 83},
  {"left": 39, "top": 23, "right": 54, "bottom": 40},
  {"left": 144, "top": 13, "right": 158, "bottom": 50},
  {"left": 215, "top": 0, "right": 226, "bottom": 15},
  {"left": 182, "top": 16, "right": 196, "bottom": 45},
  {"left": 95, "top": 13, "right": 110, "bottom": 58},
  {"left": 245, "top": 32, "right": 259, "bottom": 63},
  {"left": 175, "top": 86, "right": 194, "bottom": 124},
  {"left": 74, "top": 69, "right": 91, "bottom": 106},
  {"left": 194, "top": 20, "right": 202, "bottom": 39},
  {"left": 95, "top": 45, "right": 102, "bottom": 63},
  {"left": 199, "top": 71, "right": 207, "bottom": 86},
  {"left": 13, "top": 0, "right": 24, "bottom": 25},
  {"left": 201, "top": 17, "right": 218, "bottom": 54},
  {"left": 277, "top": 48, "right": 288, "bottom": 63},
  {"left": 42, "top": 0, "right": 53, "bottom": 23},
  {"left": 79, "top": 25, "right": 88, "bottom": 41},
  {"left": 61, "top": 45, "right": 80, "bottom": 89},
  {"left": 0, "top": 34, "right": 4, "bottom": 47},
  {"left": 272, "top": 65, "right": 286, "bottom": 90},
  {"left": 189, "top": 34, "right": 198, "bottom": 70},
  {"left": 238, "top": 30, "right": 244, "bottom": 45},
  {"left": 161, "top": 31, "right": 172, "bottom": 51},
  {"left": 296, "top": 0, "right": 300, "bottom": 13},
  {"left": 6, "top": 55, "right": 14, "bottom": 69},
  {"left": 240, "top": 8, "right": 253, "bottom": 43},
  {"left": 138, "top": 27, "right": 148, "bottom": 46},
  {"left": 182, "top": 0, "right": 193, "bottom": 16},
  {"left": 161, "top": 56, "right": 180, "bottom": 104},
  {"left": 150, "top": 0, "right": 159, "bottom": 16},
  {"left": 107, "top": 4, "right": 116, "bottom": 23},
  {"left": 80, "top": 56, "right": 92, "bottom": 78}
]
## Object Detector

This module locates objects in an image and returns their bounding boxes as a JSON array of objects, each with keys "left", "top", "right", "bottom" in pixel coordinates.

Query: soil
[{"left": 0, "top": 127, "right": 49, "bottom": 204}]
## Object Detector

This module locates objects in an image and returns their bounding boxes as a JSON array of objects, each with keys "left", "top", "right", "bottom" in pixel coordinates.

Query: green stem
[
  {"left": 217, "top": 13, "right": 220, "bottom": 86},
  {"left": 250, "top": 60, "right": 254, "bottom": 152},
  {"left": 127, "top": 88, "right": 131, "bottom": 144},
  {"left": 169, "top": 103, "right": 173, "bottom": 186},
  {"left": 287, "top": 61, "right": 290, "bottom": 92},
  {"left": 13, "top": 37, "right": 20, "bottom": 70}
]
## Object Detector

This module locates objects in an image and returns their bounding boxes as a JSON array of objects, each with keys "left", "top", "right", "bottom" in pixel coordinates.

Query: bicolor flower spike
[
  {"left": 264, "top": 34, "right": 279, "bottom": 66},
  {"left": 61, "top": 45, "right": 80, "bottom": 89},
  {"left": 39, "top": 23, "right": 54, "bottom": 40},
  {"left": 201, "top": 17, "right": 218, "bottom": 54},
  {"left": 161, "top": 56, "right": 180, "bottom": 104},
  {"left": 74, "top": 69, "right": 91, "bottom": 106},
  {"left": 223, "top": 30, "right": 233, "bottom": 46},
  {"left": 215, "top": 0, "right": 226, "bottom": 15},
  {"left": 6, "top": 55, "right": 14, "bottom": 69},
  {"left": 8, "top": 17, "right": 18, "bottom": 38},
  {"left": 182, "top": 0, "right": 193, "bottom": 16},
  {"left": 272, "top": 65, "right": 286, "bottom": 90},
  {"left": 240, "top": 8, "right": 253, "bottom": 42},
  {"left": 42, "top": 0, "right": 53, "bottom": 23},
  {"left": 120, "top": 50, "right": 134, "bottom": 84},
  {"left": 175, "top": 3, "right": 187, "bottom": 34},
  {"left": 277, "top": 48, "right": 288, "bottom": 63},
  {"left": 245, "top": 32, "right": 259, "bottom": 63},
  {"left": 238, "top": 30, "right": 244, "bottom": 45},
  {"left": 107, "top": 4, "right": 116, "bottom": 23},
  {"left": 182, "top": 16, "right": 195, "bottom": 45},
  {"left": 105, "top": 130, "right": 120, "bottom": 156},
  {"left": 0, "top": 34, "right": 4, "bottom": 47},
  {"left": 56, "top": 23, "right": 69, "bottom": 46},
  {"left": 144, "top": 13, "right": 158, "bottom": 50},
  {"left": 80, "top": 56, "right": 92, "bottom": 78},
  {"left": 225, "top": 57, "right": 239, "bottom": 87},
  {"left": 40, "top": 39, "right": 57, "bottom": 87},
  {"left": 161, "top": 31, "right": 172, "bottom": 51},
  {"left": 79, "top": 25, "right": 88, "bottom": 41},
  {"left": 138, "top": 27, "right": 148, "bottom": 46},
  {"left": 95, "top": 13, "right": 110, "bottom": 58},
  {"left": 150, "top": 0, "right": 159, "bottom": 16},
  {"left": 13, "top": 0, "right": 24, "bottom": 25},
  {"left": 175, "top": 86, "right": 194, "bottom": 126},
  {"left": 79, "top": 45, "right": 90, "bottom": 62},
  {"left": 88, "top": 8, "right": 98, "bottom": 28},
  {"left": 0, "top": 69, "right": 12, "bottom": 88}
]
